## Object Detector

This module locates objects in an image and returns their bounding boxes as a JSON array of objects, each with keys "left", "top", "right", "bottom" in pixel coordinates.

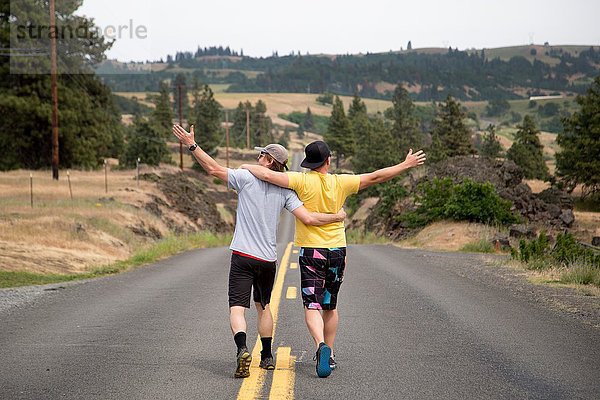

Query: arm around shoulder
[{"left": 241, "top": 164, "right": 290, "bottom": 188}]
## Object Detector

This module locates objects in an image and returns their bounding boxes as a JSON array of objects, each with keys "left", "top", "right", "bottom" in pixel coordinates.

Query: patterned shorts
[{"left": 299, "top": 247, "right": 347, "bottom": 310}]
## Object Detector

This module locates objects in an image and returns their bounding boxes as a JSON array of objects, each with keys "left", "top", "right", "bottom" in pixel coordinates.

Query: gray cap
[{"left": 254, "top": 144, "right": 289, "bottom": 170}]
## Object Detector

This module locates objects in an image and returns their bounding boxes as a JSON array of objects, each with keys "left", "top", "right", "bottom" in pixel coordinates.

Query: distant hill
[{"left": 98, "top": 44, "right": 600, "bottom": 101}]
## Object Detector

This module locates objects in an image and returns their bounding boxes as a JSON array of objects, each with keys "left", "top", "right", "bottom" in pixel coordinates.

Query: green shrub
[
  {"left": 397, "top": 178, "right": 519, "bottom": 228},
  {"left": 461, "top": 240, "right": 495, "bottom": 253},
  {"left": 444, "top": 179, "right": 519, "bottom": 225},
  {"left": 511, "top": 232, "right": 600, "bottom": 280},
  {"left": 552, "top": 233, "right": 600, "bottom": 267}
]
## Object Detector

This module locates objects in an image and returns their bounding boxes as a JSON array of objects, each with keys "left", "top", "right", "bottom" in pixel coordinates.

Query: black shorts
[
  {"left": 228, "top": 253, "right": 276, "bottom": 309},
  {"left": 299, "top": 247, "right": 347, "bottom": 310}
]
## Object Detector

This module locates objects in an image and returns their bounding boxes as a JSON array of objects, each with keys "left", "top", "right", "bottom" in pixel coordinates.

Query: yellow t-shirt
[{"left": 287, "top": 171, "right": 361, "bottom": 248}]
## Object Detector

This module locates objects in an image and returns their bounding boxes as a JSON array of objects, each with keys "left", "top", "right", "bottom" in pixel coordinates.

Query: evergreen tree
[
  {"left": 325, "top": 96, "right": 353, "bottom": 168},
  {"left": 428, "top": 132, "right": 448, "bottom": 163},
  {"left": 429, "top": 96, "right": 474, "bottom": 161},
  {"left": 0, "top": 0, "right": 124, "bottom": 171},
  {"left": 556, "top": 76, "right": 600, "bottom": 196},
  {"left": 252, "top": 100, "right": 273, "bottom": 147},
  {"left": 173, "top": 73, "right": 189, "bottom": 120},
  {"left": 304, "top": 107, "right": 315, "bottom": 130},
  {"left": 120, "top": 115, "right": 170, "bottom": 168},
  {"left": 230, "top": 102, "right": 251, "bottom": 148},
  {"left": 191, "top": 85, "right": 222, "bottom": 158},
  {"left": 352, "top": 114, "right": 396, "bottom": 173},
  {"left": 151, "top": 81, "right": 174, "bottom": 137},
  {"left": 480, "top": 124, "right": 503, "bottom": 159},
  {"left": 348, "top": 94, "right": 368, "bottom": 156},
  {"left": 348, "top": 94, "right": 367, "bottom": 121},
  {"left": 278, "top": 127, "right": 290, "bottom": 148},
  {"left": 507, "top": 115, "right": 550, "bottom": 180},
  {"left": 389, "top": 84, "right": 423, "bottom": 152},
  {"left": 407, "top": 41, "right": 412, "bottom": 50},
  {"left": 296, "top": 124, "right": 305, "bottom": 139}
]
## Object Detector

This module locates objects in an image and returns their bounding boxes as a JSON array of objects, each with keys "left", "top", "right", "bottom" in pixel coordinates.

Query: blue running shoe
[{"left": 315, "top": 342, "right": 332, "bottom": 378}]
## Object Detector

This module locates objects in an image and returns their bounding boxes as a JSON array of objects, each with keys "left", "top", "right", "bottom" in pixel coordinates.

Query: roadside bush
[
  {"left": 511, "top": 232, "right": 600, "bottom": 280},
  {"left": 397, "top": 178, "right": 519, "bottom": 228},
  {"left": 511, "top": 231, "right": 550, "bottom": 264}
]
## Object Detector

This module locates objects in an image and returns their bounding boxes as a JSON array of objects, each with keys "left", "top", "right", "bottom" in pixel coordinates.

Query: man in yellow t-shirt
[{"left": 241, "top": 140, "right": 426, "bottom": 378}]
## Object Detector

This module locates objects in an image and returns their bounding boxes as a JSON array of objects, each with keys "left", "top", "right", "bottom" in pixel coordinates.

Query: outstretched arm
[
  {"left": 359, "top": 149, "right": 426, "bottom": 191},
  {"left": 240, "top": 164, "right": 290, "bottom": 188},
  {"left": 292, "top": 206, "right": 346, "bottom": 226},
  {"left": 172, "top": 125, "right": 228, "bottom": 182}
]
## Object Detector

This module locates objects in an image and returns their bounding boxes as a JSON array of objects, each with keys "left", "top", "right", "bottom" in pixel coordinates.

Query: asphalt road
[
  {"left": 1, "top": 153, "right": 599, "bottom": 399},
  {"left": 1, "top": 210, "right": 599, "bottom": 399}
]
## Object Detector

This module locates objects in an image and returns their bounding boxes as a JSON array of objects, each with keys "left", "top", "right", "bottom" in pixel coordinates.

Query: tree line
[
  {"left": 101, "top": 46, "right": 600, "bottom": 101},
  {"left": 324, "top": 78, "right": 600, "bottom": 198}
]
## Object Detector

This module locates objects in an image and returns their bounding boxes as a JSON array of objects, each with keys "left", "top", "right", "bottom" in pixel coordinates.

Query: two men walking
[{"left": 173, "top": 124, "right": 425, "bottom": 378}]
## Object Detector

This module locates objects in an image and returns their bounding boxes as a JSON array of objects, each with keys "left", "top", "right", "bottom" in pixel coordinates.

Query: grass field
[{"left": 0, "top": 166, "right": 231, "bottom": 281}]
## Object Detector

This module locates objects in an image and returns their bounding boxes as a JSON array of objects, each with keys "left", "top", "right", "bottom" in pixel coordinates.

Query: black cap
[{"left": 300, "top": 141, "right": 331, "bottom": 169}]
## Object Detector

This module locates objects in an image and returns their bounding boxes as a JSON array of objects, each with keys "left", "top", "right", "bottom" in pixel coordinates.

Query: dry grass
[
  {"left": 396, "top": 221, "right": 503, "bottom": 252},
  {"left": 0, "top": 166, "right": 184, "bottom": 275}
]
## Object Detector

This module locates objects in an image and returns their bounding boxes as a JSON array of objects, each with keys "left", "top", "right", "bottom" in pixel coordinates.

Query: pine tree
[
  {"left": 230, "top": 102, "right": 250, "bottom": 148},
  {"left": 352, "top": 113, "right": 396, "bottom": 173},
  {"left": 191, "top": 85, "right": 222, "bottom": 158},
  {"left": 480, "top": 124, "right": 503, "bottom": 159},
  {"left": 348, "top": 94, "right": 367, "bottom": 121},
  {"left": 120, "top": 115, "right": 170, "bottom": 168},
  {"left": 151, "top": 81, "right": 174, "bottom": 137},
  {"left": 389, "top": 84, "right": 423, "bottom": 152},
  {"left": 507, "top": 115, "right": 550, "bottom": 180},
  {"left": 429, "top": 96, "right": 474, "bottom": 161},
  {"left": 348, "top": 94, "right": 368, "bottom": 157},
  {"left": 304, "top": 107, "right": 315, "bottom": 130},
  {"left": 253, "top": 100, "right": 273, "bottom": 147},
  {"left": 0, "top": 1, "right": 124, "bottom": 171},
  {"left": 556, "top": 76, "right": 600, "bottom": 196},
  {"left": 325, "top": 96, "right": 353, "bottom": 168}
]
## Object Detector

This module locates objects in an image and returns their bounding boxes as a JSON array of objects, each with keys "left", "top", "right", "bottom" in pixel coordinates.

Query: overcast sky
[{"left": 77, "top": 0, "right": 600, "bottom": 62}]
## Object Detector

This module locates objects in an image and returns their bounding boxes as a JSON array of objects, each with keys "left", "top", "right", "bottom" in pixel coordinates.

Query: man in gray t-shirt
[{"left": 173, "top": 125, "right": 345, "bottom": 378}]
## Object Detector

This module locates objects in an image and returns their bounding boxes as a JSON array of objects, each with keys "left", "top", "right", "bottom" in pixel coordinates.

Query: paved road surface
[
  {"left": 2, "top": 155, "right": 598, "bottom": 399},
  {"left": 1, "top": 211, "right": 599, "bottom": 399}
]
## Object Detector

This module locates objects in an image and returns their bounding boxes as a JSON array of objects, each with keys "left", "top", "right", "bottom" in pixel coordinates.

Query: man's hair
[{"left": 264, "top": 153, "right": 286, "bottom": 172}]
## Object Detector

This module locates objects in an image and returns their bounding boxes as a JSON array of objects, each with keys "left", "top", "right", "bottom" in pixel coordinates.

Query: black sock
[
  {"left": 260, "top": 337, "right": 272, "bottom": 359},
  {"left": 234, "top": 331, "right": 247, "bottom": 352}
]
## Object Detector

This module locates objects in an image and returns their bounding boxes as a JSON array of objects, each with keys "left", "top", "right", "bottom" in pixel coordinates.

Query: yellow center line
[
  {"left": 237, "top": 242, "right": 293, "bottom": 400},
  {"left": 289, "top": 262, "right": 297, "bottom": 270},
  {"left": 269, "top": 347, "right": 296, "bottom": 400},
  {"left": 285, "top": 286, "right": 297, "bottom": 299}
]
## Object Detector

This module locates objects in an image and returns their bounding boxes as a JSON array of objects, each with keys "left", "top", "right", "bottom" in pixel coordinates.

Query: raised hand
[
  {"left": 403, "top": 149, "right": 426, "bottom": 168},
  {"left": 172, "top": 124, "right": 196, "bottom": 147}
]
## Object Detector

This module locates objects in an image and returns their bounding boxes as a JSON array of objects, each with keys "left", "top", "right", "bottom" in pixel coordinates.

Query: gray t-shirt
[{"left": 227, "top": 169, "right": 303, "bottom": 261}]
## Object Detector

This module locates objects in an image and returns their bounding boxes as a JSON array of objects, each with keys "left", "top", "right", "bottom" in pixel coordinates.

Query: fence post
[
  {"left": 30, "top": 173, "right": 33, "bottom": 208},
  {"left": 67, "top": 170, "right": 73, "bottom": 203},
  {"left": 136, "top": 158, "right": 140, "bottom": 187},
  {"left": 104, "top": 159, "right": 108, "bottom": 193}
]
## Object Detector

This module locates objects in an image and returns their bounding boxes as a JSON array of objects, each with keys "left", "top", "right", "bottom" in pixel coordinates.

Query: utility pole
[
  {"left": 49, "top": 0, "right": 59, "bottom": 180},
  {"left": 246, "top": 108, "right": 250, "bottom": 149},
  {"left": 225, "top": 110, "right": 230, "bottom": 168},
  {"left": 178, "top": 84, "right": 183, "bottom": 170}
]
